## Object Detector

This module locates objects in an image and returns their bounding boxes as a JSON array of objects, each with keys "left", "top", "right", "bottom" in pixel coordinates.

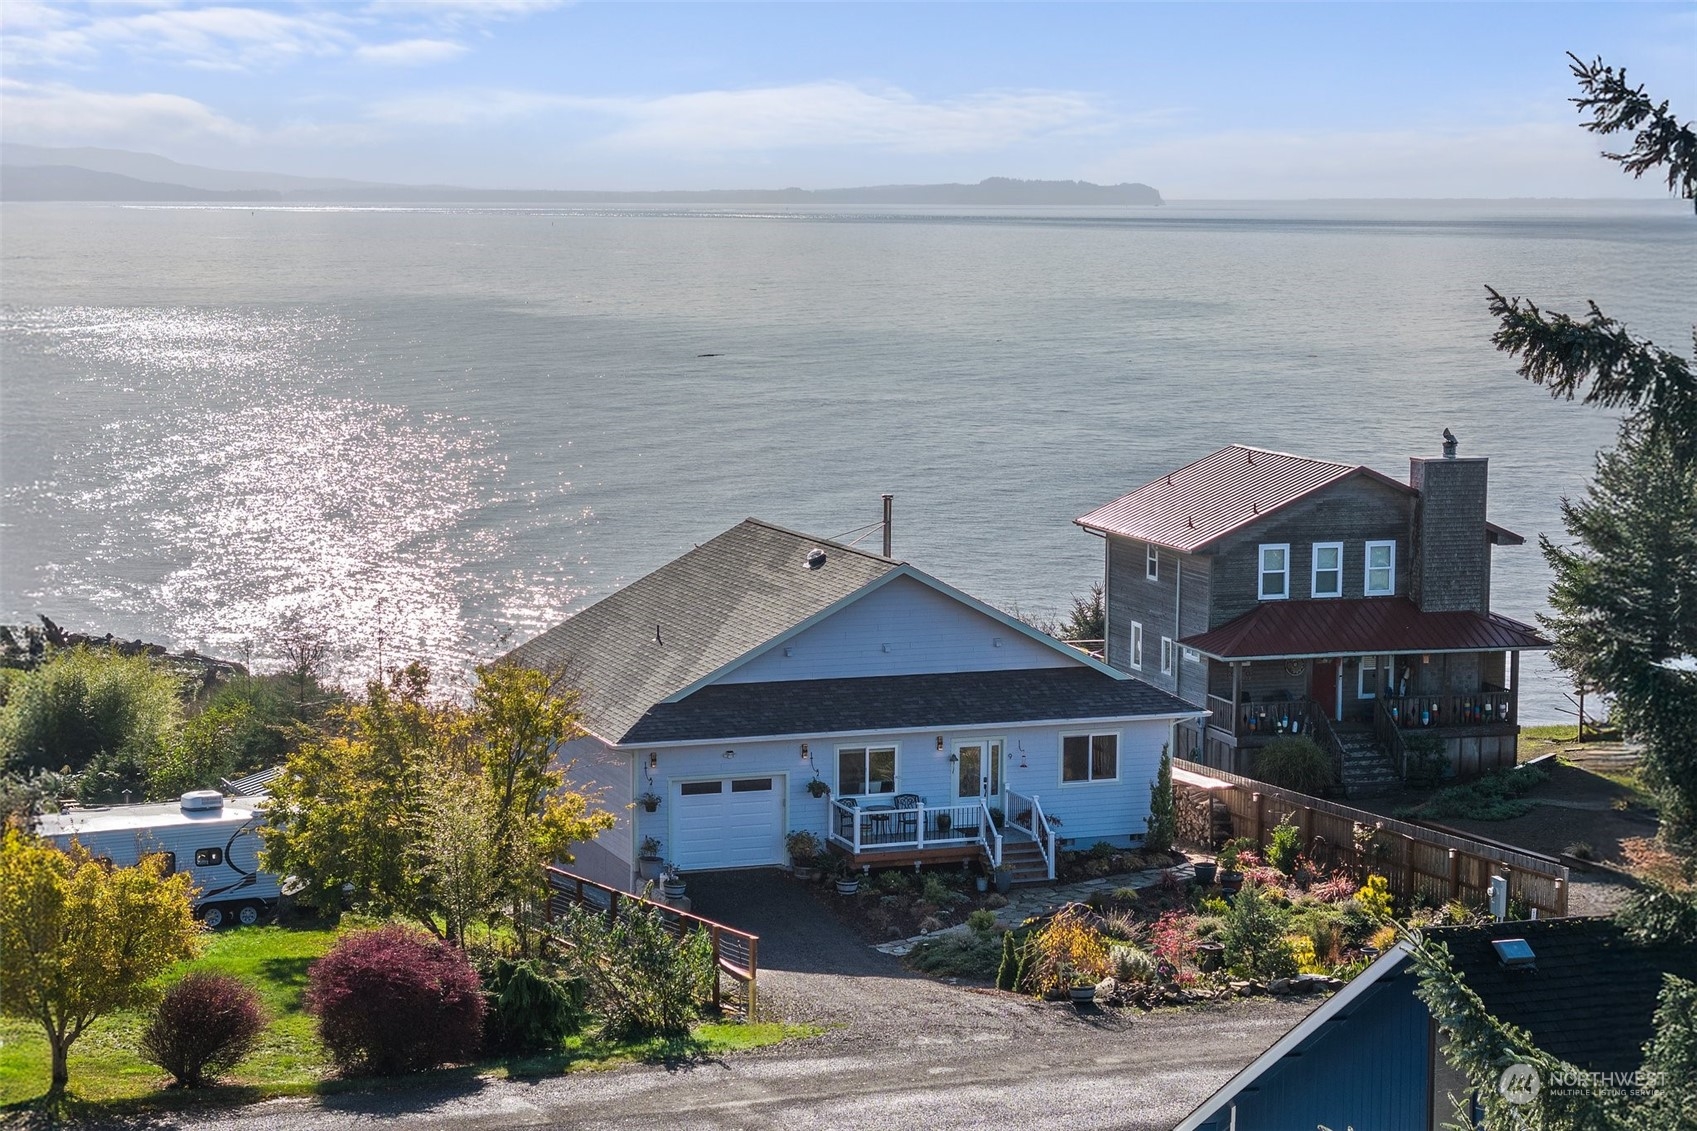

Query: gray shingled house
[
  {"left": 1076, "top": 438, "right": 1548, "bottom": 795},
  {"left": 502, "top": 518, "right": 1200, "bottom": 891}
]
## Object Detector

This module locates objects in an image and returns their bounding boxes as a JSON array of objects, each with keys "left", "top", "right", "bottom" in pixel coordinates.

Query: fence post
[
  {"left": 609, "top": 891, "right": 619, "bottom": 924},
  {"left": 1300, "top": 805, "right": 1313, "bottom": 852},
  {"left": 1447, "top": 848, "right": 1460, "bottom": 904},
  {"left": 1252, "top": 792, "right": 1264, "bottom": 845},
  {"left": 1402, "top": 834, "right": 1416, "bottom": 900},
  {"left": 746, "top": 937, "right": 759, "bottom": 1021},
  {"left": 1554, "top": 876, "right": 1567, "bottom": 917},
  {"left": 710, "top": 925, "right": 722, "bottom": 1010}
]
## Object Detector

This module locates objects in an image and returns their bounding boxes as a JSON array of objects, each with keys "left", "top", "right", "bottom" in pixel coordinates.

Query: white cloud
[
  {"left": 1086, "top": 121, "right": 1672, "bottom": 199},
  {"left": 355, "top": 38, "right": 467, "bottom": 66},
  {"left": 81, "top": 5, "right": 352, "bottom": 70},
  {"left": 0, "top": 78, "right": 255, "bottom": 144},
  {"left": 368, "top": 81, "right": 1108, "bottom": 153}
]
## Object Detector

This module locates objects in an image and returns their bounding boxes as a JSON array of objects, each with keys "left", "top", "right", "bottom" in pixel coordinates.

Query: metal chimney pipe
[{"left": 881, "top": 494, "right": 893, "bottom": 557}]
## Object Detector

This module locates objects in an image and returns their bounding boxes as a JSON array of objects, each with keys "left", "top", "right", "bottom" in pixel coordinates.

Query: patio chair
[
  {"left": 835, "top": 796, "right": 857, "bottom": 840},
  {"left": 894, "top": 793, "right": 921, "bottom": 838}
]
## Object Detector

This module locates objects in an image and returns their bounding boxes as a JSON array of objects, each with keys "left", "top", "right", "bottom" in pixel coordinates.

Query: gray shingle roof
[
  {"left": 622, "top": 667, "right": 1202, "bottom": 745},
  {"left": 501, "top": 518, "right": 898, "bottom": 741}
]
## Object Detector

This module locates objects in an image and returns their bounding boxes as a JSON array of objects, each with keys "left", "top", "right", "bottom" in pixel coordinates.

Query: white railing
[
  {"left": 980, "top": 796, "right": 1003, "bottom": 869},
  {"left": 828, "top": 798, "right": 986, "bottom": 854},
  {"left": 1005, "top": 788, "right": 1058, "bottom": 880}
]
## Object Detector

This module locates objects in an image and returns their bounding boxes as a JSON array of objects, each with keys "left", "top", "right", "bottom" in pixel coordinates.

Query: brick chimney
[{"left": 1410, "top": 437, "right": 1490, "bottom": 614}]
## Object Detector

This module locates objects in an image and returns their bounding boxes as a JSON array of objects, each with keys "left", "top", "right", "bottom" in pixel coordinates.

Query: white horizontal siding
[
  {"left": 554, "top": 735, "right": 636, "bottom": 888},
  {"left": 714, "top": 575, "right": 1077, "bottom": 685}
]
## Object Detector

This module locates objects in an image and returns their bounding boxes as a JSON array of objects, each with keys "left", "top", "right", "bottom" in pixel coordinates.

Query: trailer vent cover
[
  {"left": 1492, "top": 938, "right": 1536, "bottom": 971},
  {"left": 180, "top": 790, "right": 225, "bottom": 813}
]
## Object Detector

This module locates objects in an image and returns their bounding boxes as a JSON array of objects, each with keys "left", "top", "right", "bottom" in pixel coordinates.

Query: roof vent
[
  {"left": 804, "top": 548, "right": 827, "bottom": 571},
  {"left": 180, "top": 790, "right": 224, "bottom": 814},
  {"left": 1492, "top": 937, "right": 1536, "bottom": 971},
  {"left": 1442, "top": 427, "right": 1459, "bottom": 459},
  {"left": 1246, "top": 450, "right": 1255, "bottom": 464}
]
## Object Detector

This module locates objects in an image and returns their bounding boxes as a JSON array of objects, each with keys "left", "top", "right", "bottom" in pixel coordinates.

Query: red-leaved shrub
[
  {"left": 139, "top": 971, "right": 267, "bottom": 1088},
  {"left": 305, "top": 924, "right": 485, "bottom": 1075}
]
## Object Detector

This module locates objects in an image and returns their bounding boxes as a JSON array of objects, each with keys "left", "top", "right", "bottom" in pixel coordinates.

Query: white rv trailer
[{"left": 34, "top": 790, "right": 279, "bottom": 928}]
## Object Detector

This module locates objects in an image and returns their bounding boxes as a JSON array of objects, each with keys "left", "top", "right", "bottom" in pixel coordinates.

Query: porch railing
[
  {"left": 1382, "top": 691, "right": 1514, "bottom": 729},
  {"left": 979, "top": 796, "right": 1003, "bottom": 869},
  {"left": 1004, "top": 788, "right": 1058, "bottom": 880},
  {"left": 1303, "top": 700, "right": 1348, "bottom": 791},
  {"left": 1235, "top": 696, "right": 1315, "bottom": 739},
  {"left": 1205, "top": 694, "right": 1235, "bottom": 736},
  {"left": 827, "top": 798, "right": 987, "bottom": 854},
  {"left": 1374, "top": 698, "right": 1413, "bottom": 780}
]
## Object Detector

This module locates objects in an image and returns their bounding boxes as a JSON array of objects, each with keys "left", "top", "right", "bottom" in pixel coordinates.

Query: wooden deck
[{"left": 827, "top": 842, "right": 988, "bottom": 869}]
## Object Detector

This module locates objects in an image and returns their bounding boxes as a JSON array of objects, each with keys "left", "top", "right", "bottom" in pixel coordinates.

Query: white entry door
[
  {"left": 670, "top": 775, "right": 786, "bottom": 871},
  {"left": 953, "top": 739, "right": 1004, "bottom": 806}
]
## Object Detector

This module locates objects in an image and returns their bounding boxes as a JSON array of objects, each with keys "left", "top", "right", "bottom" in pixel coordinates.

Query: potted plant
[
  {"left": 833, "top": 858, "right": 861, "bottom": 896},
  {"left": 638, "top": 836, "right": 664, "bottom": 880},
  {"left": 1065, "top": 968, "right": 1097, "bottom": 1004},
  {"left": 660, "top": 864, "right": 687, "bottom": 899},
  {"left": 1217, "top": 837, "right": 1252, "bottom": 897},
  {"left": 935, "top": 812, "right": 952, "bottom": 836},
  {"left": 786, "top": 829, "right": 822, "bottom": 879},
  {"left": 638, "top": 790, "right": 662, "bottom": 813},
  {"left": 988, "top": 806, "right": 1005, "bottom": 829},
  {"left": 974, "top": 870, "right": 989, "bottom": 894},
  {"left": 806, "top": 777, "right": 831, "bottom": 798},
  {"left": 1192, "top": 859, "right": 1218, "bottom": 887},
  {"left": 993, "top": 863, "right": 1014, "bottom": 895}
]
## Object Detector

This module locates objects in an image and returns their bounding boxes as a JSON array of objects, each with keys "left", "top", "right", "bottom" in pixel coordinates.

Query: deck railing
[
  {"left": 979, "top": 796, "right": 1003, "bottom": 869},
  {"left": 1004, "top": 788, "right": 1058, "bottom": 880},
  {"left": 827, "top": 798, "right": 987, "bottom": 854},
  {"left": 1236, "top": 697, "right": 1315, "bottom": 739},
  {"left": 1303, "top": 700, "right": 1349, "bottom": 790},
  {"left": 544, "top": 865, "right": 759, "bottom": 1017},
  {"left": 1382, "top": 691, "right": 1513, "bottom": 729},
  {"left": 1374, "top": 697, "right": 1414, "bottom": 779}
]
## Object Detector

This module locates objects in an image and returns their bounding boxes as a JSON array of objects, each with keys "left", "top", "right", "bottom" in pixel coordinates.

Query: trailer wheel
[
  {"left": 236, "top": 902, "right": 262, "bottom": 927},
  {"left": 201, "top": 905, "right": 227, "bottom": 929}
]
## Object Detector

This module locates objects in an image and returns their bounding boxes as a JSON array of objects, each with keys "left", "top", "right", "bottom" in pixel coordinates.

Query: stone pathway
[{"left": 873, "top": 862, "right": 1196, "bottom": 955}]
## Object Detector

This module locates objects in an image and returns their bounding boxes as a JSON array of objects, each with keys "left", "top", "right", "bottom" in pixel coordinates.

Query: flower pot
[
  {"left": 1068, "top": 984, "right": 1097, "bottom": 1004},
  {"left": 994, "top": 870, "right": 1014, "bottom": 895},
  {"left": 835, "top": 878, "right": 861, "bottom": 895},
  {"left": 638, "top": 856, "right": 663, "bottom": 881},
  {"left": 975, "top": 875, "right": 989, "bottom": 893},
  {"left": 641, "top": 801, "right": 659, "bottom": 813},
  {"left": 1219, "top": 870, "right": 1244, "bottom": 897},
  {"left": 1192, "top": 861, "right": 1217, "bottom": 887},
  {"left": 661, "top": 881, "right": 687, "bottom": 899}
]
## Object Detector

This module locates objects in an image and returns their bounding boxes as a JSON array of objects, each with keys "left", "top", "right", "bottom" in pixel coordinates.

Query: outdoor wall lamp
[
  {"left": 1019, "top": 753, "right": 1029, "bottom": 769},
  {"left": 800, "top": 742, "right": 810, "bottom": 762},
  {"left": 648, "top": 752, "right": 657, "bottom": 769},
  {"left": 936, "top": 736, "right": 944, "bottom": 752},
  {"left": 723, "top": 749, "right": 735, "bottom": 759}
]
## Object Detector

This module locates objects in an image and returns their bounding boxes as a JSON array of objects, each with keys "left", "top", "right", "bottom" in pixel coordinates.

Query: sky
[{"left": 2, "top": 1, "right": 1694, "bottom": 197}]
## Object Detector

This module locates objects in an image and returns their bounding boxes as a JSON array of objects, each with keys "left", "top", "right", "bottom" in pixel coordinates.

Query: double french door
[{"left": 953, "top": 738, "right": 1005, "bottom": 807}]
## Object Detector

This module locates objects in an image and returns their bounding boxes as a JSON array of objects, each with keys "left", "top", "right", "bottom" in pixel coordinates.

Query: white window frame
[
  {"left": 835, "top": 743, "right": 898, "bottom": 797},
  {"left": 1146, "top": 543, "right": 1160, "bottom": 581},
  {"left": 1365, "top": 540, "right": 1396, "bottom": 596},
  {"left": 1311, "top": 541, "right": 1344, "bottom": 599},
  {"left": 1160, "top": 636, "right": 1174, "bottom": 675},
  {"left": 1129, "top": 621, "right": 1144, "bottom": 670},
  {"left": 1358, "top": 655, "right": 1379, "bottom": 700},
  {"left": 1060, "top": 732, "right": 1120, "bottom": 784},
  {"left": 1258, "top": 543, "right": 1291, "bottom": 601},
  {"left": 1182, "top": 645, "right": 1201, "bottom": 664}
]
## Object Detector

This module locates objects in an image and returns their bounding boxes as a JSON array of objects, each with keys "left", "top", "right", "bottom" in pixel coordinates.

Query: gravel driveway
[{"left": 81, "top": 871, "right": 1318, "bottom": 1131}]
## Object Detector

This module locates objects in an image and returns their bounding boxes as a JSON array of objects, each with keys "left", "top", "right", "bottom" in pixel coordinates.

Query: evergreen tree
[{"left": 1486, "top": 55, "right": 1697, "bottom": 846}]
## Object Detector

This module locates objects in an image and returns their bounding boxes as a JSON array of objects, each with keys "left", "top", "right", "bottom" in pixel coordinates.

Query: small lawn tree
[
  {"left": 1145, "top": 744, "right": 1176, "bottom": 855},
  {"left": 0, "top": 829, "right": 200, "bottom": 1101}
]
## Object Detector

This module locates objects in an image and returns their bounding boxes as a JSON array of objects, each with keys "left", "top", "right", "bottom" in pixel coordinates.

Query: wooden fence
[
  {"left": 1174, "top": 760, "right": 1569, "bottom": 919},
  {"left": 543, "top": 866, "right": 760, "bottom": 1018}
]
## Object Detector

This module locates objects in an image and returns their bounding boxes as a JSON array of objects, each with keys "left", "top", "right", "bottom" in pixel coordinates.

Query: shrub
[
  {"left": 1022, "top": 906, "right": 1109, "bottom": 996},
  {"left": 1565, "top": 841, "right": 1595, "bottom": 861},
  {"left": 1308, "top": 871, "right": 1359, "bottom": 902},
  {"left": 1418, "top": 765, "right": 1548, "bottom": 821},
  {"left": 1217, "top": 837, "right": 1257, "bottom": 873},
  {"left": 1221, "top": 880, "right": 1297, "bottom": 981},
  {"left": 1148, "top": 910, "right": 1198, "bottom": 980},
  {"left": 784, "top": 830, "right": 820, "bottom": 861},
  {"left": 138, "top": 972, "right": 266, "bottom": 1088},
  {"left": 1100, "top": 909, "right": 1143, "bottom": 942},
  {"left": 1254, "top": 737, "right": 1334, "bottom": 794},
  {"left": 996, "top": 929, "right": 1021, "bottom": 990},
  {"left": 1285, "top": 902, "right": 1348, "bottom": 966},
  {"left": 563, "top": 900, "right": 714, "bottom": 1040},
  {"left": 480, "top": 957, "right": 585, "bottom": 1056},
  {"left": 1109, "top": 944, "right": 1156, "bottom": 983},
  {"left": 908, "top": 932, "right": 1004, "bottom": 980},
  {"left": 305, "top": 925, "right": 485, "bottom": 1075},
  {"left": 1367, "top": 923, "right": 1399, "bottom": 952},
  {"left": 1354, "top": 874, "right": 1394, "bottom": 920},
  {"left": 1266, "top": 815, "right": 1301, "bottom": 875},
  {"left": 1145, "top": 745, "right": 1176, "bottom": 854},
  {"left": 920, "top": 874, "right": 959, "bottom": 907},
  {"left": 966, "top": 908, "right": 998, "bottom": 935}
]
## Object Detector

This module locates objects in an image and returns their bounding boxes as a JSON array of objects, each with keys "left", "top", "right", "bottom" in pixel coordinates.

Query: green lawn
[{"left": 0, "top": 923, "right": 814, "bottom": 1114}]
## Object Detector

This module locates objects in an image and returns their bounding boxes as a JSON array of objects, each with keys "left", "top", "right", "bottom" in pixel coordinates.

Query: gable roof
[
  {"left": 622, "top": 667, "right": 1201, "bottom": 745},
  {"left": 502, "top": 519, "right": 898, "bottom": 742},
  {"left": 1179, "top": 596, "right": 1549, "bottom": 660},
  {"left": 1075, "top": 444, "right": 1524, "bottom": 552},
  {"left": 1426, "top": 917, "right": 1697, "bottom": 1076}
]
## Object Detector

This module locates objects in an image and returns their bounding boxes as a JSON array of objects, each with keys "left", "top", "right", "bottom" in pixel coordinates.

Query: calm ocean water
[{"left": 2, "top": 199, "right": 1692, "bottom": 718}]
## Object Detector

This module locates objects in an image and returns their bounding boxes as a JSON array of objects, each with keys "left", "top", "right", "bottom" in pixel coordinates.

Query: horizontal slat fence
[
  {"left": 1174, "top": 760, "right": 1568, "bottom": 918},
  {"left": 544, "top": 866, "right": 760, "bottom": 1017}
]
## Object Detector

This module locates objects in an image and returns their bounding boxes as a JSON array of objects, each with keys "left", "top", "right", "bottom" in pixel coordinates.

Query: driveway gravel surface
[{"left": 77, "top": 871, "right": 1318, "bottom": 1131}]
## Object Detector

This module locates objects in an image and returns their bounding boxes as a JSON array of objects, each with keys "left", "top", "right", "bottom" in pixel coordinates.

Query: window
[
  {"left": 1160, "top": 636, "right": 1174, "bottom": 675},
  {"left": 1145, "top": 544, "right": 1160, "bottom": 581},
  {"left": 838, "top": 745, "right": 896, "bottom": 795},
  {"left": 1358, "top": 655, "right": 1379, "bottom": 699},
  {"left": 1311, "top": 542, "right": 1343, "bottom": 598},
  {"left": 1061, "top": 734, "right": 1119, "bottom": 783},
  {"left": 730, "top": 778, "right": 773, "bottom": 792},
  {"left": 680, "top": 781, "right": 723, "bottom": 796},
  {"left": 1365, "top": 540, "right": 1396, "bottom": 596},
  {"left": 194, "top": 847, "right": 223, "bottom": 867},
  {"left": 1129, "top": 622, "right": 1144, "bottom": 669},
  {"left": 1258, "top": 544, "right": 1290, "bottom": 600},
  {"left": 1182, "top": 645, "right": 1201, "bottom": 664}
]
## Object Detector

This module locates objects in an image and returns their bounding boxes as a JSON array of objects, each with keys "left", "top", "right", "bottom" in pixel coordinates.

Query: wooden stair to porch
[
  {"left": 998, "top": 840, "right": 1051, "bottom": 885},
  {"left": 1336, "top": 727, "right": 1400, "bottom": 798}
]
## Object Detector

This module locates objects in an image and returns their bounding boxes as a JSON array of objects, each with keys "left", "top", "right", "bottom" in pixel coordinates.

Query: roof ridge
[
  {"left": 1228, "top": 443, "right": 1357, "bottom": 468},
  {"left": 738, "top": 516, "right": 902, "bottom": 565}
]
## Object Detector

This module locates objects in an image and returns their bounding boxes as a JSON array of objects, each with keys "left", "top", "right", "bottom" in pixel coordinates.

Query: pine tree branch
[{"left": 1568, "top": 53, "right": 1697, "bottom": 209}]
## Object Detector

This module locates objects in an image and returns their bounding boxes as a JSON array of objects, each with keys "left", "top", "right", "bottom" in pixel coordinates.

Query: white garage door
[{"left": 671, "top": 776, "right": 786, "bottom": 871}]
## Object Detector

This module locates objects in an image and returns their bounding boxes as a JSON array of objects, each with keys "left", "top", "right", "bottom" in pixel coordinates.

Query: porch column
[
  {"left": 1509, "top": 651, "right": 1520, "bottom": 726},
  {"left": 1230, "top": 662, "right": 1243, "bottom": 739}
]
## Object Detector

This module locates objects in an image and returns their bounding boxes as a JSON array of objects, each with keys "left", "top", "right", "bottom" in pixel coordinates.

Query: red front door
[{"left": 1310, "top": 661, "right": 1338, "bottom": 720}]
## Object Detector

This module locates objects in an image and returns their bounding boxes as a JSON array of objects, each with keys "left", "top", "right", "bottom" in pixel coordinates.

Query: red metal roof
[
  {"left": 1178, "top": 597, "right": 1549, "bottom": 660},
  {"left": 1075, "top": 445, "right": 1523, "bottom": 550}
]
